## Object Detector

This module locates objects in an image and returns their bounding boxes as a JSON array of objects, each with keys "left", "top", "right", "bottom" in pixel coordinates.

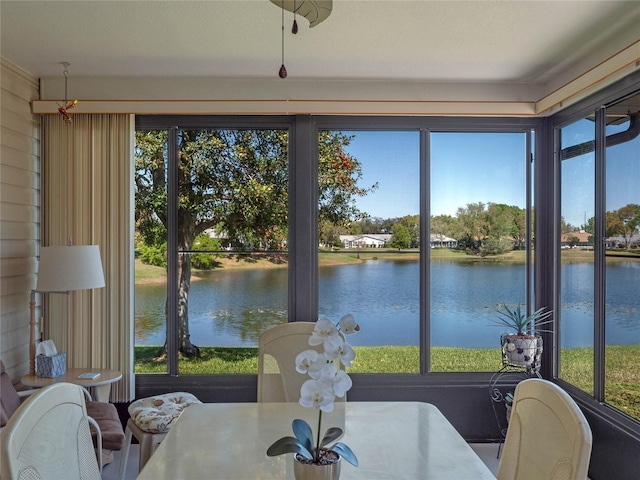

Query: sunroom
[{"left": 1, "top": 1, "right": 639, "bottom": 478}]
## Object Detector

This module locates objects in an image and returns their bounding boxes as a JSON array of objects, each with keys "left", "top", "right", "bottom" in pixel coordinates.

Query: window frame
[
  {"left": 135, "top": 115, "right": 295, "bottom": 376},
  {"left": 314, "top": 116, "right": 540, "bottom": 374},
  {"left": 134, "top": 98, "right": 640, "bottom": 446},
  {"left": 135, "top": 114, "right": 541, "bottom": 377},
  {"left": 549, "top": 72, "right": 640, "bottom": 437}
]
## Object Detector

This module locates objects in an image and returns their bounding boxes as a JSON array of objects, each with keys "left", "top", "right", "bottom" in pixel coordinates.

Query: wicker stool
[{"left": 118, "top": 392, "right": 201, "bottom": 479}]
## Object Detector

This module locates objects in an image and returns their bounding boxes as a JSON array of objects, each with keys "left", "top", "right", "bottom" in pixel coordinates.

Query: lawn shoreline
[{"left": 136, "top": 248, "right": 639, "bottom": 284}]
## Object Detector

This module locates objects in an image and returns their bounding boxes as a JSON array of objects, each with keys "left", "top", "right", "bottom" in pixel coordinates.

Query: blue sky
[
  {"left": 561, "top": 119, "right": 639, "bottom": 227},
  {"left": 342, "top": 130, "right": 420, "bottom": 219},
  {"left": 340, "top": 127, "right": 637, "bottom": 227},
  {"left": 341, "top": 130, "right": 528, "bottom": 220}
]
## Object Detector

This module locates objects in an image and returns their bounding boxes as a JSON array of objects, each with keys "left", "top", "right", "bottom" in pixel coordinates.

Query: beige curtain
[{"left": 42, "top": 114, "right": 133, "bottom": 402}]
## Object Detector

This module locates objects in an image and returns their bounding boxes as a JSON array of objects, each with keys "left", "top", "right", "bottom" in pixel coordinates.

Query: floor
[
  {"left": 470, "top": 443, "right": 502, "bottom": 475},
  {"left": 102, "top": 445, "right": 139, "bottom": 480},
  {"left": 102, "top": 443, "right": 502, "bottom": 479}
]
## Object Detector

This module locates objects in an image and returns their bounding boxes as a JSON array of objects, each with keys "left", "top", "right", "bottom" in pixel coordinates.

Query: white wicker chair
[
  {"left": 258, "top": 321, "right": 319, "bottom": 402},
  {"left": 1, "top": 382, "right": 101, "bottom": 480},
  {"left": 258, "top": 321, "right": 348, "bottom": 403},
  {"left": 497, "top": 378, "right": 592, "bottom": 480}
]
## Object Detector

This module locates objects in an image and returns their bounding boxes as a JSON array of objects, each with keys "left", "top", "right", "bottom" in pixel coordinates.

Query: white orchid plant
[{"left": 266, "top": 315, "right": 360, "bottom": 467}]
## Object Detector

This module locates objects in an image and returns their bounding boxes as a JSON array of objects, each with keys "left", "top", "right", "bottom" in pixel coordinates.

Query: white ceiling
[{"left": 2, "top": 0, "right": 639, "bottom": 86}]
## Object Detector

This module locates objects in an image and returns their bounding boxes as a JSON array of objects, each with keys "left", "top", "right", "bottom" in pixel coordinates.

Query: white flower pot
[
  {"left": 501, "top": 334, "right": 541, "bottom": 367},
  {"left": 294, "top": 451, "right": 341, "bottom": 480}
]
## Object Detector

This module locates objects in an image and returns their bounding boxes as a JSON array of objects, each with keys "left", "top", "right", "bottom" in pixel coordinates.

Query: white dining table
[{"left": 136, "top": 401, "right": 495, "bottom": 479}]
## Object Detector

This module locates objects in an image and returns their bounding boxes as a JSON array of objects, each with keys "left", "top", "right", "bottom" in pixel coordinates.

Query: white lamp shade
[{"left": 36, "top": 245, "right": 105, "bottom": 293}]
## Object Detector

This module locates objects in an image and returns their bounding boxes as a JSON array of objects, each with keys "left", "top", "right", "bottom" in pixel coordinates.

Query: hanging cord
[
  {"left": 292, "top": 0, "right": 298, "bottom": 34},
  {"left": 63, "top": 65, "right": 69, "bottom": 105},
  {"left": 279, "top": 0, "right": 287, "bottom": 78}
]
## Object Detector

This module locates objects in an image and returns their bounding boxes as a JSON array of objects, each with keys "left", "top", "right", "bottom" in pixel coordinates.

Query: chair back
[
  {"left": 1, "top": 382, "right": 101, "bottom": 480},
  {"left": 0, "top": 360, "right": 22, "bottom": 427},
  {"left": 258, "top": 321, "right": 347, "bottom": 403},
  {"left": 497, "top": 378, "right": 592, "bottom": 480}
]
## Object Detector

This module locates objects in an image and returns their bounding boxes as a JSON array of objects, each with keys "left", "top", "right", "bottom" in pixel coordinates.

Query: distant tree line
[
  {"left": 568, "top": 203, "right": 640, "bottom": 249},
  {"left": 339, "top": 203, "right": 640, "bottom": 254},
  {"left": 328, "top": 202, "right": 527, "bottom": 256}
]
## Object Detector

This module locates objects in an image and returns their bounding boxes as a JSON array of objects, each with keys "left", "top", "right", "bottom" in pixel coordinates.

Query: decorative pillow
[{"left": 128, "top": 392, "right": 201, "bottom": 433}]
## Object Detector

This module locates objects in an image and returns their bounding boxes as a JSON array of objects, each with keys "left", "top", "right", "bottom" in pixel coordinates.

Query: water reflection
[{"left": 135, "top": 260, "right": 640, "bottom": 348}]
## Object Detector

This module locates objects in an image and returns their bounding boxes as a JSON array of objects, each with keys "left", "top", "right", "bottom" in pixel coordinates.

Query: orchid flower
[
  {"left": 295, "top": 349, "right": 319, "bottom": 374},
  {"left": 267, "top": 314, "right": 360, "bottom": 468},
  {"left": 317, "top": 363, "right": 352, "bottom": 397},
  {"left": 299, "top": 379, "right": 335, "bottom": 412},
  {"left": 339, "top": 314, "right": 360, "bottom": 335},
  {"left": 307, "top": 352, "right": 330, "bottom": 379},
  {"left": 309, "top": 317, "right": 340, "bottom": 348},
  {"left": 332, "top": 340, "right": 356, "bottom": 367}
]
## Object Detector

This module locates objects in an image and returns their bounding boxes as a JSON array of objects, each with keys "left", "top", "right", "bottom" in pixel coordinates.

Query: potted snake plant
[{"left": 489, "top": 303, "right": 552, "bottom": 369}]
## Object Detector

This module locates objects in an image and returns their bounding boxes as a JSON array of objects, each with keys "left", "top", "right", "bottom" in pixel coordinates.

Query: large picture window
[
  {"left": 557, "top": 90, "right": 640, "bottom": 422},
  {"left": 430, "top": 132, "right": 533, "bottom": 372},
  {"left": 559, "top": 117, "right": 596, "bottom": 395},
  {"left": 604, "top": 94, "right": 640, "bottom": 420},
  {"left": 317, "top": 130, "right": 421, "bottom": 374},
  {"left": 132, "top": 108, "right": 639, "bottom": 425},
  {"left": 134, "top": 118, "right": 539, "bottom": 376},
  {"left": 134, "top": 122, "right": 290, "bottom": 374},
  {"left": 134, "top": 120, "right": 539, "bottom": 377}
]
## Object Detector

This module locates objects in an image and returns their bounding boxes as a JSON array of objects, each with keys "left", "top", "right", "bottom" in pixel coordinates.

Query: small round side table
[{"left": 21, "top": 368, "right": 122, "bottom": 402}]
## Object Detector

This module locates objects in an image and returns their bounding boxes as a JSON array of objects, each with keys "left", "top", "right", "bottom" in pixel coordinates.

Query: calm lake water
[{"left": 134, "top": 260, "right": 640, "bottom": 348}]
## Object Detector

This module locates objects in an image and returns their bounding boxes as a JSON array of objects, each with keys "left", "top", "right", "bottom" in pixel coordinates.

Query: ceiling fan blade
[{"left": 269, "top": 0, "right": 332, "bottom": 27}]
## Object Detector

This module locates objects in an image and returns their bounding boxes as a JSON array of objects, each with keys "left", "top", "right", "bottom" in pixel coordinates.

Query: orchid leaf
[
  {"left": 266, "top": 436, "right": 312, "bottom": 459},
  {"left": 319, "top": 427, "right": 343, "bottom": 448},
  {"left": 292, "top": 419, "right": 314, "bottom": 455},
  {"left": 331, "top": 442, "right": 359, "bottom": 466}
]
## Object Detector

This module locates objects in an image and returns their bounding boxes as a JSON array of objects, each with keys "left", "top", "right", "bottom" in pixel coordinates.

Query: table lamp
[{"left": 29, "top": 245, "right": 105, "bottom": 375}]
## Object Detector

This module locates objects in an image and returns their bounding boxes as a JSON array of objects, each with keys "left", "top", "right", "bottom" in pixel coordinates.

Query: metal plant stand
[{"left": 489, "top": 335, "right": 543, "bottom": 458}]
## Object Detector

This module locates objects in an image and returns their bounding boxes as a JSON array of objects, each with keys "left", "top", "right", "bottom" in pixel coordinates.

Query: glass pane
[
  {"left": 134, "top": 128, "right": 289, "bottom": 374},
  {"left": 430, "top": 132, "right": 529, "bottom": 372},
  {"left": 559, "top": 118, "right": 595, "bottom": 395},
  {"left": 605, "top": 93, "right": 640, "bottom": 421},
  {"left": 134, "top": 130, "right": 169, "bottom": 373},
  {"left": 318, "top": 131, "right": 420, "bottom": 373}
]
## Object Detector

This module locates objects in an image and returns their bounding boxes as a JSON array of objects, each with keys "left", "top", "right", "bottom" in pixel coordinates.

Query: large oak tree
[{"left": 135, "top": 129, "right": 374, "bottom": 357}]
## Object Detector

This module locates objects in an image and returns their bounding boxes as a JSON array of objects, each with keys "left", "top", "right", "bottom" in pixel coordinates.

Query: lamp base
[{"left": 29, "top": 293, "right": 37, "bottom": 376}]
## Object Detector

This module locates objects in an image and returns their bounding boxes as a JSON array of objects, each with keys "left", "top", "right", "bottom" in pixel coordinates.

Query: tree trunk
[
  {"left": 157, "top": 225, "right": 200, "bottom": 359},
  {"left": 177, "top": 250, "right": 200, "bottom": 357}
]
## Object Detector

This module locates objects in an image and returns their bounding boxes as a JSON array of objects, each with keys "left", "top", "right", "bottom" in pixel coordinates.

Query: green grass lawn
[{"left": 135, "top": 344, "right": 640, "bottom": 419}]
